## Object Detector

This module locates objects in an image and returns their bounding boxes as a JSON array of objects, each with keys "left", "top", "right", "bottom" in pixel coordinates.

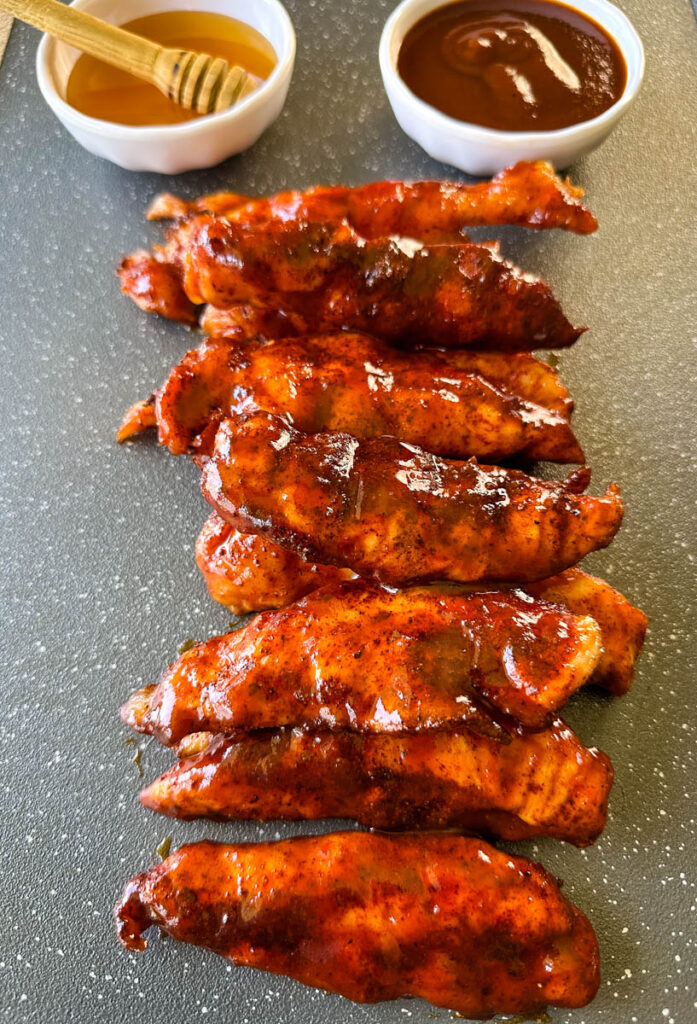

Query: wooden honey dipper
[{"left": 1, "top": 0, "right": 258, "bottom": 114}]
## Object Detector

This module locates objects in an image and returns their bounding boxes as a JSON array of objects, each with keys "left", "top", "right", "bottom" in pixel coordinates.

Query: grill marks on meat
[
  {"left": 146, "top": 161, "right": 597, "bottom": 237},
  {"left": 140, "top": 719, "right": 612, "bottom": 846},
  {"left": 114, "top": 832, "right": 601, "bottom": 1016},
  {"left": 121, "top": 582, "right": 602, "bottom": 744},
  {"left": 201, "top": 411, "right": 623, "bottom": 585}
]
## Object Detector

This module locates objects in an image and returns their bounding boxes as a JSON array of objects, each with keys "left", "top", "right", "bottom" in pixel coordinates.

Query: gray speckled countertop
[{"left": 1, "top": 2, "right": 696, "bottom": 1022}]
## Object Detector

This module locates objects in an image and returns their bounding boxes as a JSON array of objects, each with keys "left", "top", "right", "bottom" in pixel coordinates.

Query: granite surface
[{"left": 1, "top": 2, "right": 696, "bottom": 1021}]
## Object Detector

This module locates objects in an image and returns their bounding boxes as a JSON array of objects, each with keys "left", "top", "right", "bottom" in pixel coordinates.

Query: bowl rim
[
  {"left": 379, "top": 0, "right": 645, "bottom": 142},
  {"left": 36, "top": 0, "right": 296, "bottom": 139}
]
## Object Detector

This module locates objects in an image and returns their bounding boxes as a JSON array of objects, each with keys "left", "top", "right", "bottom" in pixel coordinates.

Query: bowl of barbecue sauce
[{"left": 380, "top": 0, "right": 644, "bottom": 173}]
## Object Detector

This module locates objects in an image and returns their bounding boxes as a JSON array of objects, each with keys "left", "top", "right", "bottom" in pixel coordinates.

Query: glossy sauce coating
[
  {"left": 116, "top": 336, "right": 576, "bottom": 450},
  {"left": 141, "top": 720, "right": 613, "bottom": 846},
  {"left": 119, "top": 250, "right": 198, "bottom": 325},
  {"left": 198, "top": 302, "right": 309, "bottom": 339},
  {"left": 398, "top": 0, "right": 627, "bottom": 131},
  {"left": 121, "top": 581, "right": 602, "bottom": 745},
  {"left": 147, "top": 160, "right": 598, "bottom": 235},
  {"left": 194, "top": 327, "right": 576, "bottom": 414},
  {"left": 195, "top": 513, "right": 355, "bottom": 612},
  {"left": 201, "top": 411, "right": 623, "bottom": 584},
  {"left": 527, "top": 566, "right": 647, "bottom": 694},
  {"left": 114, "top": 832, "right": 601, "bottom": 1016},
  {"left": 119, "top": 161, "right": 596, "bottom": 331},
  {"left": 148, "top": 332, "right": 583, "bottom": 462},
  {"left": 172, "top": 218, "right": 582, "bottom": 350},
  {"left": 193, "top": 516, "right": 645, "bottom": 695}
]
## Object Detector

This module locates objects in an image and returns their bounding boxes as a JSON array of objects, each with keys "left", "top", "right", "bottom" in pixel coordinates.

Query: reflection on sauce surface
[
  {"left": 398, "top": 0, "right": 627, "bottom": 132},
  {"left": 66, "top": 10, "right": 277, "bottom": 126}
]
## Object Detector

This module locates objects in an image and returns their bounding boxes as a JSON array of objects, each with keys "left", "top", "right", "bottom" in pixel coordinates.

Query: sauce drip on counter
[
  {"left": 66, "top": 11, "right": 277, "bottom": 126},
  {"left": 397, "top": 0, "right": 627, "bottom": 132}
]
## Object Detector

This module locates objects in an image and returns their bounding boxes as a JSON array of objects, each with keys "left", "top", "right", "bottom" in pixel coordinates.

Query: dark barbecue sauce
[{"left": 397, "top": 0, "right": 627, "bottom": 132}]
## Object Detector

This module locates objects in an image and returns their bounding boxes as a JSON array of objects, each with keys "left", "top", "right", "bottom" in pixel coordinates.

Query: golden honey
[{"left": 66, "top": 10, "right": 277, "bottom": 126}]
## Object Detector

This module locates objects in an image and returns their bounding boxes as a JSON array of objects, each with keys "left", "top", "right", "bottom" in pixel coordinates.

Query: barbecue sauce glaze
[{"left": 398, "top": 0, "right": 627, "bottom": 131}]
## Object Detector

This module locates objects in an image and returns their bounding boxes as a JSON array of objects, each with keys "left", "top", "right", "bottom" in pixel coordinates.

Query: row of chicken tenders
[{"left": 114, "top": 161, "right": 646, "bottom": 1018}]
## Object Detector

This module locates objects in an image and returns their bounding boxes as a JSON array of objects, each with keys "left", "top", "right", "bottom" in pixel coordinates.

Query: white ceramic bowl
[
  {"left": 36, "top": 0, "right": 296, "bottom": 173},
  {"left": 379, "top": 0, "right": 644, "bottom": 174}
]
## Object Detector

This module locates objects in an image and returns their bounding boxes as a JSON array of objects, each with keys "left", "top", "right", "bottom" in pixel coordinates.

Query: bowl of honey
[
  {"left": 379, "top": 0, "right": 644, "bottom": 174},
  {"left": 36, "top": 0, "right": 296, "bottom": 173}
]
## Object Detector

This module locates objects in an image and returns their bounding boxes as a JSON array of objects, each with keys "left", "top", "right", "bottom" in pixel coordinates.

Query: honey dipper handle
[{"left": 0, "top": 0, "right": 162, "bottom": 77}]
